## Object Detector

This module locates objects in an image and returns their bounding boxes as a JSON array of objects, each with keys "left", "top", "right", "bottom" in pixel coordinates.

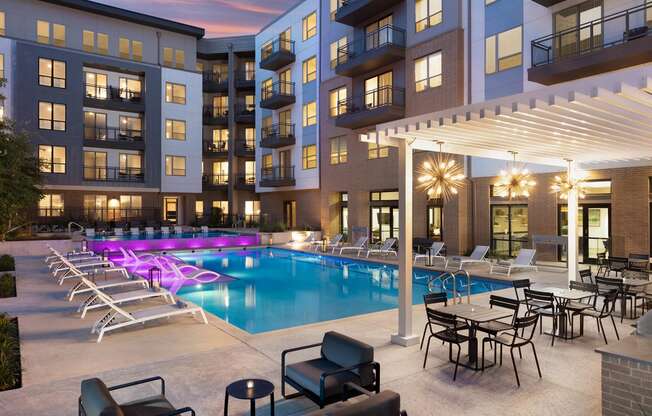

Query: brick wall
[{"left": 601, "top": 353, "right": 652, "bottom": 415}]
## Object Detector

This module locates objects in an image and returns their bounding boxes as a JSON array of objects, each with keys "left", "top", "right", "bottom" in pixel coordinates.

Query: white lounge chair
[
  {"left": 77, "top": 277, "right": 174, "bottom": 318},
  {"left": 168, "top": 262, "right": 225, "bottom": 283},
  {"left": 414, "top": 241, "right": 447, "bottom": 268},
  {"left": 338, "top": 236, "right": 368, "bottom": 256},
  {"left": 91, "top": 292, "right": 208, "bottom": 342},
  {"left": 161, "top": 226, "right": 170, "bottom": 235},
  {"left": 114, "top": 228, "right": 123, "bottom": 237},
  {"left": 325, "top": 234, "right": 344, "bottom": 252},
  {"left": 46, "top": 249, "right": 100, "bottom": 269},
  {"left": 130, "top": 227, "right": 140, "bottom": 235},
  {"left": 85, "top": 228, "right": 96, "bottom": 238},
  {"left": 490, "top": 248, "right": 538, "bottom": 276},
  {"left": 174, "top": 226, "right": 183, "bottom": 234},
  {"left": 66, "top": 268, "right": 148, "bottom": 301},
  {"left": 145, "top": 227, "right": 155, "bottom": 235},
  {"left": 363, "top": 238, "right": 397, "bottom": 258},
  {"left": 117, "top": 247, "right": 156, "bottom": 265},
  {"left": 447, "top": 245, "right": 490, "bottom": 271},
  {"left": 53, "top": 258, "right": 115, "bottom": 283}
]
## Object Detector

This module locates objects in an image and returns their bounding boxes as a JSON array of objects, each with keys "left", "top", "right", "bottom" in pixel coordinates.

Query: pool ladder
[{"left": 427, "top": 270, "right": 472, "bottom": 304}]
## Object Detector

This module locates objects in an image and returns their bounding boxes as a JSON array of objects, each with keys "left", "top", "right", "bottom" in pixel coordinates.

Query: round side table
[{"left": 224, "top": 378, "right": 274, "bottom": 416}]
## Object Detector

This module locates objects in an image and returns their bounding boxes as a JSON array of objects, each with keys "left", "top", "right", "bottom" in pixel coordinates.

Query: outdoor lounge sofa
[
  {"left": 282, "top": 331, "right": 380, "bottom": 408},
  {"left": 306, "top": 384, "right": 407, "bottom": 416},
  {"left": 78, "top": 376, "right": 195, "bottom": 415}
]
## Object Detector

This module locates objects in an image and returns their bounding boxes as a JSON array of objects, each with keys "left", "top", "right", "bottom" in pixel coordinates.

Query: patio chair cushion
[
  {"left": 286, "top": 358, "right": 361, "bottom": 398},
  {"left": 120, "top": 395, "right": 176, "bottom": 416},
  {"left": 305, "top": 390, "right": 402, "bottom": 416},
  {"left": 80, "top": 378, "right": 124, "bottom": 416},
  {"left": 321, "top": 331, "right": 375, "bottom": 386}
]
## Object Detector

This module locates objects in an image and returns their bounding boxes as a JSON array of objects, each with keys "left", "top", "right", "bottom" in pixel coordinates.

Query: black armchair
[
  {"left": 78, "top": 376, "right": 195, "bottom": 416},
  {"left": 306, "top": 383, "right": 407, "bottom": 416},
  {"left": 281, "top": 331, "right": 380, "bottom": 408}
]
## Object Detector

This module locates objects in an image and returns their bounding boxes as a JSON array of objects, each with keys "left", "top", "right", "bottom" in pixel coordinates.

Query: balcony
[
  {"left": 84, "top": 85, "right": 144, "bottom": 112},
  {"left": 203, "top": 140, "right": 228, "bottom": 157},
  {"left": 235, "top": 70, "right": 255, "bottom": 89},
  {"left": 334, "top": 0, "right": 402, "bottom": 26},
  {"left": 235, "top": 140, "right": 255, "bottom": 158},
  {"left": 529, "top": 3, "right": 652, "bottom": 85},
  {"left": 260, "top": 81, "right": 295, "bottom": 109},
  {"left": 235, "top": 174, "right": 256, "bottom": 191},
  {"left": 83, "top": 126, "right": 145, "bottom": 150},
  {"left": 83, "top": 166, "right": 144, "bottom": 183},
  {"left": 260, "top": 166, "right": 295, "bottom": 187},
  {"left": 335, "top": 86, "right": 405, "bottom": 130},
  {"left": 260, "top": 123, "right": 295, "bottom": 148},
  {"left": 333, "top": 25, "right": 406, "bottom": 77},
  {"left": 259, "top": 39, "right": 295, "bottom": 71},
  {"left": 235, "top": 103, "right": 255, "bottom": 124},
  {"left": 203, "top": 105, "right": 229, "bottom": 125},
  {"left": 202, "top": 174, "right": 229, "bottom": 189},
  {"left": 530, "top": 0, "right": 566, "bottom": 6},
  {"left": 203, "top": 71, "right": 228, "bottom": 93}
]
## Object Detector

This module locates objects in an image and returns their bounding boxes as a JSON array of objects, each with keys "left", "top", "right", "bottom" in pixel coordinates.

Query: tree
[{"left": 0, "top": 79, "right": 42, "bottom": 241}]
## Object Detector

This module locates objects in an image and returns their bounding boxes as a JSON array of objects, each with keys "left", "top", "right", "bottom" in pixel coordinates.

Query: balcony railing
[
  {"left": 202, "top": 174, "right": 229, "bottom": 186},
  {"left": 236, "top": 174, "right": 256, "bottom": 189},
  {"left": 332, "top": 25, "right": 406, "bottom": 71},
  {"left": 203, "top": 105, "right": 229, "bottom": 123},
  {"left": 260, "top": 166, "right": 295, "bottom": 187},
  {"left": 261, "top": 123, "right": 295, "bottom": 148},
  {"left": 339, "top": 85, "right": 405, "bottom": 114},
  {"left": 83, "top": 126, "right": 144, "bottom": 142},
  {"left": 84, "top": 85, "right": 142, "bottom": 103},
  {"left": 202, "top": 71, "right": 228, "bottom": 83},
  {"left": 334, "top": 0, "right": 402, "bottom": 26},
  {"left": 531, "top": 3, "right": 652, "bottom": 67},
  {"left": 261, "top": 81, "right": 295, "bottom": 101},
  {"left": 261, "top": 38, "right": 295, "bottom": 61},
  {"left": 236, "top": 70, "right": 255, "bottom": 87},
  {"left": 83, "top": 166, "right": 144, "bottom": 182},
  {"left": 203, "top": 140, "right": 229, "bottom": 154},
  {"left": 35, "top": 208, "right": 160, "bottom": 223},
  {"left": 235, "top": 139, "right": 256, "bottom": 156}
]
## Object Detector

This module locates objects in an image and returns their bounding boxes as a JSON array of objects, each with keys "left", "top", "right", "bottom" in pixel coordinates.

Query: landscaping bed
[
  {"left": 0, "top": 254, "right": 15, "bottom": 272},
  {"left": 0, "top": 273, "right": 16, "bottom": 298},
  {"left": 0, "top": 315, "right": 21, "bottom": 391}
]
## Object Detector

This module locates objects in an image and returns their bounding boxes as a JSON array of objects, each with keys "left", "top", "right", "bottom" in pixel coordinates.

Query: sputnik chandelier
[
  {"left": 550, "top": 161, "right": 586, "bottom": 200},
  {"left": 417, "top": 141, "right": 466, "bottom": 201},
  {"left": 494, "top": 151, "right": 536, "bottom": 199}
]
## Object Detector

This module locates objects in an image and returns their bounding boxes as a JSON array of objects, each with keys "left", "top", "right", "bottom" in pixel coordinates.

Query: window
[
  {"left": 427, "top": 205, "right": 443, "bottom": 240},
  {"left": 39, "top": 58, "right": 66, "bottom": 88},
  {"left": 39, "top": 194, "right": 64, "bottom": 217},
  {"left": 330, "top": 37, "right": 347, "bottom": 69},
  {"left": 119, "top": 77, "right": 141, "bottom": 100},
  {"left": 415, "top": 0, "right": 442, "bottom": 32},
  {"left": 165, "top": 155, "right": 186, "bottom": 176},
  {"left": 195, "top": 200, "right": 204, "bottom": 219},
  {"left": 83, "top": 111, "right": 107, "bottom": 140},
  {"left": 163, "top": 47, "right": 173, "bottom": 67},
  {"left": 245, "top": 127, "right": 256, "bottom": 148},
  {"left": 211, "top": 161, "right": 229, "bottom": 184},
  {"left": 165, "top": 82, "right": 186, "bottom": 104},
  {"left": 330, "top": 136, "right": 347, "bottom": 165},
  {"left": 38, "top": 145, "right": 66, "bottom": 173},
  {"left": 97, "top": 33, "right": 109, "bottom": 54},
  {"left": 83, "top": 195, "right": 108, "bottom": 221},
  {"left": 302, "top": 144, "right": 317, "bottom": 169},
  {"left": 84, "top": 72, "right": 107, "bottom": 98},
  {"left": 368, "top": 141, "right": 389, "bottom": 159},
  {"left": 245, "top": 201, "right": 260, "bottom": 222},
  {"left": 120, "top": 195, "right": 142, "bottom": 219},
  {"left": 213, "top": 95, "right": 228, "bottom": 116},
  {"left": 83, "top": 151, "right": 107, "bottom": 180},
  {"left": 245, "top": 161, "right": 256, "bottom": 183},
  {"left": 244, "top": 95, "right": 255, "bottom": 112},
  {"left": 53, "top": 23, "right": 65, "bottom": 46},
  {"left": 0, "top": 54, "right": 3, "bottom": 79},
  {"left": 303, "top": 12, "right": 317, "bottom": 40},
  {"left": 262, "top": 154, "right": 273, "bottom": 169},
  {"left": 329, "top": 0, "right": 340, "bottom": 20},
  {"left": 165, "top": 119, "right": 186, "bottom": 140},
  {"left": 119, "top": 37, "right": 130, "bottom": 59},
  {"left": 329, "top": 87, "right": 347, "bottom": 117},
  {"left": 364, "top": 71, "right": 393, "bottom": 108},
  {"left": 82, "top": 30, "right": 94, "bottom": 52},
  {"left": 280, "top": 27, "right": 292, "bottom": 51},
  {"left": 120, "top": 116, "right": 143, "bottom": 138},
  {"left": 583, "top": 180, "right": 611, "bottom": 196},
  {"left": 38, "top": 102, "right": 66, "bottom": 130},
  {"left": 370, "top": 191, "right": 399, "bottom": 201},
  {"left": 303, "top": 101, "right": 317, "bottom": 127},
  {"left": 486, "top": 26, "right": 522, "bottom": 74},
  {"left": 196, "top": 62, "right": 204, "bottom": 72},
  {"left": 414, "top": 51, "right": 442, "bottom": 92},
  {"left": 175, "top": 49, "right": 185, "bottom": 69},
  {"left": 119, "top": 153, "right": 142, "bottom": 176},
  {"left": 212, "top": 128, "right": 229, "bottom": 150},
  {"left": 302, "top": 56, "right": 317, "bottom": 83},
  {"left": 0, "top": 11, "right": 5, "bottom": 36},
  {"left": 132, "top": 41, "right": 143, "bottom": 61},
  {"left": 491, "top": 205, "right": 528, "bottom": 257},
  {"left": 212, "top": 200, "right": 229, "bottom": 215}
]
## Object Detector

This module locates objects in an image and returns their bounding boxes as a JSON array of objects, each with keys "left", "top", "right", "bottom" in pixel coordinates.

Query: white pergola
[{"left": 361, "top": 64, "right": 652, "bottom": 346}]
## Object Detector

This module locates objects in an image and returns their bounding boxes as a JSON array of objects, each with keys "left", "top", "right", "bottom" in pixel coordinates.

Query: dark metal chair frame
[
  {"left": 422, "top": 309, "right": 469, "bottom": 381},
  {"left": 419, "top": 292, "right": 447, "bottom": 350},
  {"left": 524, "top": 289, "right": 565, "bottom": 346},
  {"left": 566, "top": 281, "right": 598, "bottom": 337},
  {"left": 576, "top": 289, "right": 620, "bottom": 344},
  {"left": 578, "top": 269, "right": 593, "bottom": 283},
  {"left": 476, "top": 295, "right": 520, "bottom": 343}
]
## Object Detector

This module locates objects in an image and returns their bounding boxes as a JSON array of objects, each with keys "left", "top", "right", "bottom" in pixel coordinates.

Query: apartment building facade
[
  {"left": 255, "top": 0, "right": 321, "bottom": 229},
  {"left": 196, "top": 36, "right": 260, "bottom": 226}
]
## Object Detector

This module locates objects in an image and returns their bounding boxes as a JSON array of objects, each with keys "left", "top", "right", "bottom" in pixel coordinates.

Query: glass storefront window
[{"left": 491, "top": 204, "right": 528, "bottom": 257}]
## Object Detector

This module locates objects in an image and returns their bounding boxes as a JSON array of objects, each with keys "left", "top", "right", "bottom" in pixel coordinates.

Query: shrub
[
  {"left": 0, "top": 274, "right": 16, "bottom": 298},
  {"left": 0, "top": 314, "right": 21, "bottom": 391},
  {"left": 259, "top": 221, "right": 287, "bottom": 233},
  {"left": 0, "top": 255, "right": 14, "bottom": 272}
]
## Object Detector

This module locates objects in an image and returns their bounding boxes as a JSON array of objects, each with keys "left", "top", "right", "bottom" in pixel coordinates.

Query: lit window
[
  {"left": 329, "top": 0, "right": 339, "bottom": 20},
  {"left": 175, "top": 49, "right": 185, "bottom": 69},
  {"left": 119, "top": 37, "right": 130, "bottom": 59},
  {"left": 36, "top": 20, "right": 49, "bottom": 44},
  {"left": 119, "top": 115, "right": 143, "bottom": 138},
  {"left": 97, "top": 33, "right": 109, "bottom": 54},
  {"left": 163, "top": 47, "right": 173, "bottom": 66},
  {"left": 132, "top": 41, "right": 143, "bottom": 61},
  {"left": 165, "top": 155, "right": 186, "bottom": 176},
  {"left": 302, "top": 12, "right": 317, "bottom": 40},
  {"left": 119, "top": 78, "right": 141, "bottom": 101},
  {"left": 330, "top": 37, "right": 347, "bottom": 69},
  {"left": 486, "top": 26, "right": 522, "bottom": 74},
  {"left": 83, "top": 151, "right": 107, "bottom": 180},
  {"left": 165, "top": 119, "right": 186, "bottom": 140},
  {"left": 368, "top": 142, "right": 389, "bottom": 159},
  {"left": 38, "top": 145, "right": 66, "bottom": 173},
  {"left": 195, "top": 200, "right": 204, "bottom": 219},
  {"left": 302, "top": 56, "right": 317, "bottom": 83},
  {"left": 414, "top": 51, "right": 442, "bottom": 92},
  {"left": 165, "top": 82, "right": 186, "bottom": 104},
  {"left": 53, "top": 23, "right": 65, "bottom": 46},
  {"left": 212, "top": 200, "right": 228, "bottom": 214},
  {"left": 0, "top": 11, "right": 5, "bottom": 36},
  {"left": 211, "top": 161, "right": 229, "bottom": 184},
  {"left": 38, "top": 101, "right": 66, "bottom": 130},
  {"left": 39, "top": 194, "right": 64, "bottom": 217},
  {"left": 82, "top": 30, "right": 94, "bottom": 52},
  {"left": 303, "top": 101, "right": 317, "bottom": 127},
  {"left": 329, "top": 87, "right": 347, "bottom": 117},
  {"left": 119, "top": 153, "right": 142, "bottom": 176},
  {"left": 39, "top": 58, "right": 66, "bottom": 88},
  {"left": 262, "top": 154, "right": 273, "bottom": 169},
  {"left": 196, "top": 62, "right": 204, "bottom": 72},
  {"left": 84, "top": 72, "right": 108, "bottom": 99},
  {"left": 330, "top": 136, "right": 347, "bottom": 165},
  {"left": 245, "top": 200, "right": 260, "bottom": 219},
  {"left": 302, "top": 144, "right": 317, "bottom": 169},
  {"left": 211, "top": 128, "right": 229, "bottom": 150},
  {"left": 245, "top": 161, "right": 256, "bottom": 183},
  {"left": 415, "top": 0, "right": 442, "bottom": 33}
]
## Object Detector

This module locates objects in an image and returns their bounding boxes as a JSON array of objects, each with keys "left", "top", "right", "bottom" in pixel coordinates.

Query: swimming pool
[{"left": 174, "top": 248, "right": 511, "bottom": 334}]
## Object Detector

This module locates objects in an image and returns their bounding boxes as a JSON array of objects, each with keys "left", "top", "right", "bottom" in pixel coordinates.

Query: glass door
[
  {"left": 554, "top": 0, "right": 603, "bottom": 58},
  {"left": 558, "top": 204, "right": 609, "bottom": 263},
  {"left": 284, "top": 200, "right": 296, "bottom": 229},
  {"left": 491, "top": 205, "right": 528, "bottom": 257},
  {"left": 370, "top": 206, "right": 399, "bottom": 243},
  {"left": 164, "top": 197, "right": 178, "bottom": 223},
  {"left": 366, "top": 15, "right": 392, "bottom": 50}
]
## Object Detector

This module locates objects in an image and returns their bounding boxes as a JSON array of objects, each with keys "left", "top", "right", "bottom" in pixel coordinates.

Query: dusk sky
[{"left": 95, "top": 0, "right": 298, "bottom": 37}]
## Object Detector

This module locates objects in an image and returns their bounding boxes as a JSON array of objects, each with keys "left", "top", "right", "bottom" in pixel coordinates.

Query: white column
[
  {"left": 391, "top": 140, "right": 419, "bottom": 347},
  {"left": 567, "top": 160, "right": 578, "bottom": 283}
]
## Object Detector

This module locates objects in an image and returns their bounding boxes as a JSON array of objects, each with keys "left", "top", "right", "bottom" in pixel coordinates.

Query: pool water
[
  {"left": 89, "top": 231, "right": 238, "bottom": 241},
  {"left": 174, "top": 248, "right": 511, "bottom": 334}
]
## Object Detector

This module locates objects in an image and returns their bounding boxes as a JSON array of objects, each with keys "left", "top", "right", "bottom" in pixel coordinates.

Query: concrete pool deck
[{"left": 0, "top": 251, "right": 634, "bottom": 415}]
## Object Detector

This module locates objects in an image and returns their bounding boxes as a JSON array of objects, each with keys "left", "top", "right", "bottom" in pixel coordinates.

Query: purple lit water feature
[{"left": 89, "top": 234, "right": 259, "bottom": 254}]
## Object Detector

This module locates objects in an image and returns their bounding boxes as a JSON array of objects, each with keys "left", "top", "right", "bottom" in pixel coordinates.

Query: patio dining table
[
  {"left": 433, "top": 303, "right": 513, "bottom": 371},
  {"left": 535, "top": 286, "right": 595, "bottom": 340}
]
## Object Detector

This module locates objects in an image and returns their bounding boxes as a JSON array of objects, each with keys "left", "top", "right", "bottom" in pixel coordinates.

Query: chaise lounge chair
[
  {"left": 363, "top": 238, "right": 397, "bottom": 258},
  {"left": 91, "top": 291, "right": 208, "bottom": 342},
  {"left": 167, "top": 261, "right": 226, "bottom": 284},
  {"left": 161, "top": 226, "right": 170, "bottom": 235},
  {"left": 174, "top": 226, "right": 183, "bottom": 234},
  {"left": 446, "top": 245, "right": 490, "bottom": 271},
  {"left": 67, "top": 267, "right": 148, "bottom": 301},
  {"left": 338, "top": 236, "right": 368, "bottom": 256},
  {"left": 490, "top": 248, "right": 538, "bottom": 276},
  {"left": 117, "top": 247, "right": 156, "bottom": 266},
  {"left": 114, "top": 228, "right": 123, "bottom": 237},
  {"left": 53, "top": 258, "right": 115, "bottom": 284},
  {"left": 145, "top": 226, "right": 155, "bottom": 235},
  {"left": 414, "top": 241, "right": 447, "bottom": 268},
  {"left": 318, "top": 233, "right": 343, "bottom": 252}
]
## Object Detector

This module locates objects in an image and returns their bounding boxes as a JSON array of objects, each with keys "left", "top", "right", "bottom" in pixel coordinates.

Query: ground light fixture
[
  {"left": 417, "top": 141, "right": 466, "bottom": 201},
  {"left": 493, "top": 151, "right": 536, "bottom": 199}
]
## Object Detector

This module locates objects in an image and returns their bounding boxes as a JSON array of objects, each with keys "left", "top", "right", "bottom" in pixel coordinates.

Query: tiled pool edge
[{"left": 88, "top": 233, "right": 260, "bottom": 253}]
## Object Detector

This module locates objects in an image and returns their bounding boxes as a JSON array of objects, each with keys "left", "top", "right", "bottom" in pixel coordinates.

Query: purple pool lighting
[{"left": 88, "top": 233, "right": 260, "bottom": 254}]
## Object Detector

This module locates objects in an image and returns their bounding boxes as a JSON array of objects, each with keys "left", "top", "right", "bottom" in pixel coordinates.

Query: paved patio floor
[{"left": 0, "top": 250, "right": 634, "bottom": 415}]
